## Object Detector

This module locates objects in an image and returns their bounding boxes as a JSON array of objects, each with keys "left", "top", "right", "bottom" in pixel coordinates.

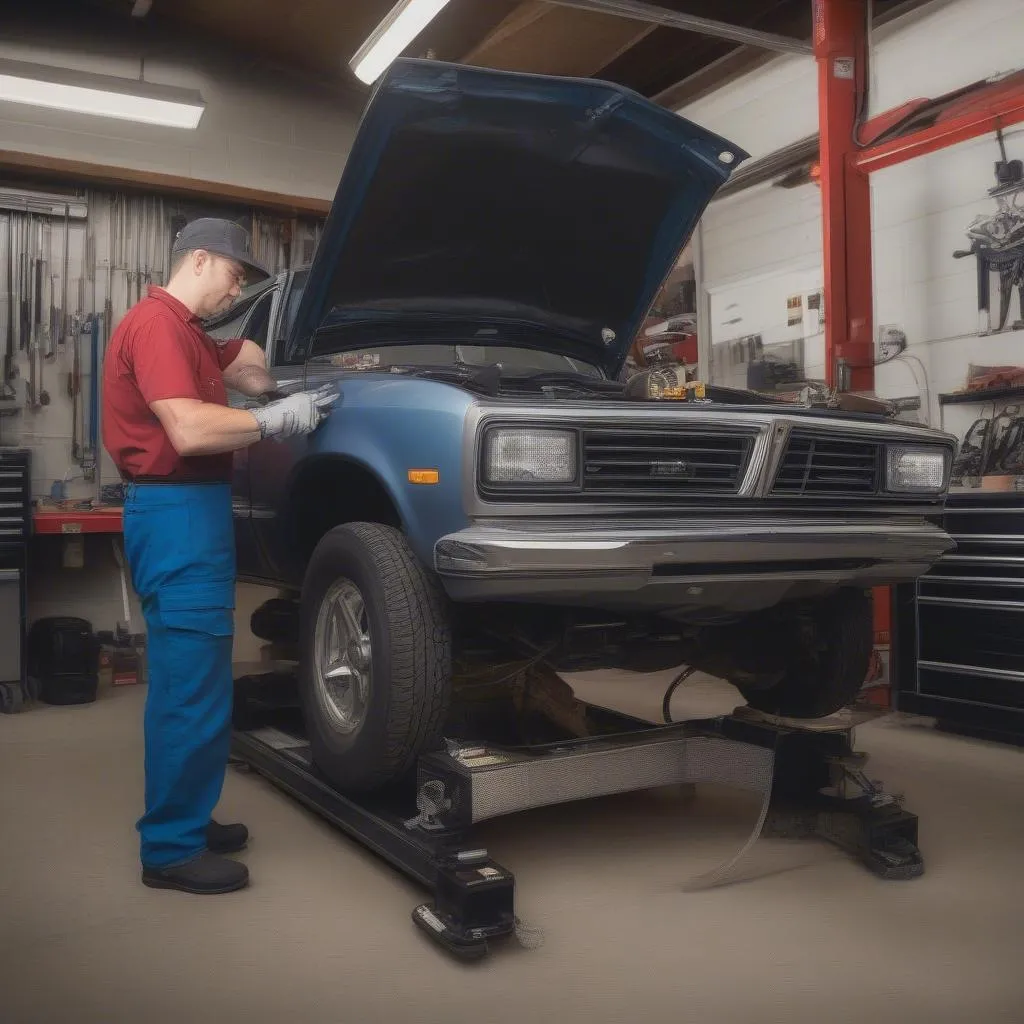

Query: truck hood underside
[{"left": 294, "top": 59, "right": 748, "bottom": 376}]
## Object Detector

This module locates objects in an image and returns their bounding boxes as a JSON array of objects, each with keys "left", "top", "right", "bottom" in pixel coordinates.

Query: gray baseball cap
[{"left": 171, "top": 217, "right": 271, "bottom": 283}]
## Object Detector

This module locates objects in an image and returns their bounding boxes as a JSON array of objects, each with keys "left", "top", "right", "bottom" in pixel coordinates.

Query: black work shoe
[
  {"left": 206, "top": 819, "right": 249, "bottom": 854},
  {"left": 142, "top": 851, "right": 249, "bottom": 894}
]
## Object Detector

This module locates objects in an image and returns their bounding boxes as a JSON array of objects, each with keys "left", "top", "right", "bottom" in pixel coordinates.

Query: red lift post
[
  {"left": 814, "top": 0, "right": 1024, "bottom": 691},
  {"left": 815, "top": 0, "right": 1024, "bottom": 387},
  {"left": 814, "top": 0, "right": 873, "bottom": 393}
]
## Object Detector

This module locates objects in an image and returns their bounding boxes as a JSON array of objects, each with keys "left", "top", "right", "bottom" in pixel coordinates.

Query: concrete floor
[{"left": 1, "top": 670, "right": 1022, "bottom": 1024}]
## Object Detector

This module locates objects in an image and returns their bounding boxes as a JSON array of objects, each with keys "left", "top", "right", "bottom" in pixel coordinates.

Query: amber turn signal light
[{"left": 408, "top": 469, "right": 440, "bottom": 485}]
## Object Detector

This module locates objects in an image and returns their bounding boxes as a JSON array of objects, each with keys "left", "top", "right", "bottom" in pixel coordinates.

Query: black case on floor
[{"left": 27, "top": 617, "right": 99, "bottom": 705}]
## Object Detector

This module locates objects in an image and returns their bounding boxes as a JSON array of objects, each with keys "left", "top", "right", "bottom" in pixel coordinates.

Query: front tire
[
  {"left": 299, "top": 523, "right": 452, "bottom": 792},
  {"left": 733, "top": 589, "right": 874, "bottom": 718}
]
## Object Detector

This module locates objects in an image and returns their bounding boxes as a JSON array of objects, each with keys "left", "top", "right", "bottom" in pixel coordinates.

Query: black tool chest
[
  {"left": 0, "top": 448, "right": 31, "bottom": 701},
  {"left": 893, "top": 492, "right": 1024, "bottom": 741}
]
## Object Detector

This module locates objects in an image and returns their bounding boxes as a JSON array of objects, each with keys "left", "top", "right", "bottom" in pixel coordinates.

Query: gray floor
[{"left": 1, "top": 669, "right": 1022, "bottom": 1024}]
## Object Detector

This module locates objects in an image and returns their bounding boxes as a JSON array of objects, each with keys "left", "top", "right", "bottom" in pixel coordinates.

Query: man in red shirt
[{"left": 103, "top": 218, "right": 336, "bottom": 894}]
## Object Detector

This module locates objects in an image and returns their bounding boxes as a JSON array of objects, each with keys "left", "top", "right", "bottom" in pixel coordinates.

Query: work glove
[{"left": 251, "top": 384, "right": 339, "bottom": 440}]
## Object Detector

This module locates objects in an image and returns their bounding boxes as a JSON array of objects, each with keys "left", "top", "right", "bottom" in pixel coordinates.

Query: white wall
[
  {"left": 683, "top": 0, "right": 1024, "bottom": 432},
  {"left": 0, "top": 17, "right": 362, "bottom": 202}
]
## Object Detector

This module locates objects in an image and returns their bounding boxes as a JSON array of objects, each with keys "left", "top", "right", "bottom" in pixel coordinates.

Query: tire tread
[{"left": 301, "top": 522, "right": 451, "bottom": 790}]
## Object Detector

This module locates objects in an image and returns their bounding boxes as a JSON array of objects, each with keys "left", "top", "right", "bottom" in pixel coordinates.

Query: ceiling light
[
  {"left": 0, "top": 57, "right": 205, "bottom": 130},
  {"left": 350, "top": 0, "right": 452, "bottom": 85}
]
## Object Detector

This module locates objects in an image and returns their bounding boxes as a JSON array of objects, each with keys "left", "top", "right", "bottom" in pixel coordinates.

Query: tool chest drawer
[
  {"left": 893, "top": 493, "right": 1024, "bottom": 738},
  {"left": 0, "top": 448, "right": 31, "bottom": 540},
  {"left": 917, "top": 602, "right": 1024, "bottom": 707}
]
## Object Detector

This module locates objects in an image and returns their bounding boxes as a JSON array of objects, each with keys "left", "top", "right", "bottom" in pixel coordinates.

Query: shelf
[
  {"left": 938, "top": 384, "right": 1024, "bottom": 406},
  {"left": 33, "top": 506, "right": 123, "bottom": 535}
]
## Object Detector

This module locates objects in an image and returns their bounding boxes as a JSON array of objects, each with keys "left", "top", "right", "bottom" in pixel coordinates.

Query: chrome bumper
[{"left": 434, "top": 515, "right": 954, "bottom": 607}]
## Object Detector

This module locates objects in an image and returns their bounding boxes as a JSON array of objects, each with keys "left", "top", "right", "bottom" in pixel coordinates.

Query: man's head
[{"left": 166, "top": 218, "right": 271, "bottom": 318}]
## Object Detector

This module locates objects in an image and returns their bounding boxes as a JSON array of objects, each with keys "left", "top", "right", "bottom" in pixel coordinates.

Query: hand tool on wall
[
  {"left": 135, "top": 197, "right": 142, "bottom": 304},
  {"left": 37, "top": 223, "right": 50, "bottom": 402},
  {"left": 144, "top": 198, "right": 150, "bottom": 288},
  {"left": 121, "top": 196, "right": 129, "bottom": 306},
  {"left": 84, "top": 314, "right": 99, "bottom": 483},
  {"left": 70, "top": 310, "right": 82, "bottom": 461},
  {"left": 34, "top": 218, "right": 49, "bottom": 407},
  {"left": 157, "top": 197, "right": 166, "bottom": 284},
  {"left": 59, "top": 203, "right": 70, "bottom": 354},
  {"left": 105, "top": 197, "right": 115, "bottom": 352},
  {"left": 44, "top": 218, "right": 56, "bottom": 362},
  {"left": 19, "top": 217, "right": 30, "bottom": 356},
  {"left": 87, "top": 230, "right": 96, "bottom": 314},
  {"left": 69, "top": 275, "right": 86, "bottom": 458},
  {"left": 122, "top": 195, "right": 132, "bottom": 317},
  {"left": 49, "top": 268, "right": 58, "bottom": 358},
  {"left": 24, "top": 217, "right": 36, "bottom": 409},
  {"left": 3, "top": 216, "right": 16, "bottom": 401}
]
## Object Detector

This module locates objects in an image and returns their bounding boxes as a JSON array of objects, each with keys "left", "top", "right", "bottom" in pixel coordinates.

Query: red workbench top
[{"left": 33, "top": 506, "right": 124, "bottom": 534}]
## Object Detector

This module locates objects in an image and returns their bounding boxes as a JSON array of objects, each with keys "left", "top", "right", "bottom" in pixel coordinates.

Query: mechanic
[{"left": 102, "top": 217, "right": 337, "bottom": 895}]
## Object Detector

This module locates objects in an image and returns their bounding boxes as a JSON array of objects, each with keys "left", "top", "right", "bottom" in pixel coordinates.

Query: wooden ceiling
[
  {"left": 66, "top": 0, "right": 813, "bottom": 106},
  {"left": 49, "top": 0, "right": 934, "bottom": 109}
]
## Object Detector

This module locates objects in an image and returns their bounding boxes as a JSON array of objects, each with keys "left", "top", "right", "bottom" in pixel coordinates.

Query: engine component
[{"left": 624, "top": 363, "right": 706, "bottom": 401}]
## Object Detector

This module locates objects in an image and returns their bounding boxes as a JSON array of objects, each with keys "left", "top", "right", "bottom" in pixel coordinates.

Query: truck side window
[
  {"left": 282, "top": 270, "right": 309, "bottom": 339},
  {"left": 244, "top": 291, "right": 274, "bottom": 350}
]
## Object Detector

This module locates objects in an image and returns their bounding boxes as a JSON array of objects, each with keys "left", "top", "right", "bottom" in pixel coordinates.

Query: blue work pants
[{"left": 122, "top": 481, "right": 236, "bottom": 868}]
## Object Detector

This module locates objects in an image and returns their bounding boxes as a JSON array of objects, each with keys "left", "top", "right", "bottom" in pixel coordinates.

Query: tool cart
[
  {"left": 893, "top": 489, "right": 1024, "bottom": 743},
  {"left": 0, "top": 447, "right": 31, "bottom": 712}
]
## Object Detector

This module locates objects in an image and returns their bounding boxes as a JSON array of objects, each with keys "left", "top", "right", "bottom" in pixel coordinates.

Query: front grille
[
  {"left": 582, "top": 428, "right": 754, "bottom": 496},
  {"left": 772, "top": 433, "right": 881, "bottom": 497}
]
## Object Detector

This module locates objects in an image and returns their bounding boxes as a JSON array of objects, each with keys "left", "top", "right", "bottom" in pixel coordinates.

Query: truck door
[
  {"left": 246, "top": 270, "right": 309, "bottom": 583},
  {"left": 207, "top": 284, "right": 279, "bottom": 579}
]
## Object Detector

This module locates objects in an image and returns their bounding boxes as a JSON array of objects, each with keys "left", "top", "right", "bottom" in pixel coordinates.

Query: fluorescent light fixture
[
  {"left": 0, "top": 57, "right": 205, "bottom": 130},
  {"left": 350, "top": 0, "right": 452, "bottom": 85}
]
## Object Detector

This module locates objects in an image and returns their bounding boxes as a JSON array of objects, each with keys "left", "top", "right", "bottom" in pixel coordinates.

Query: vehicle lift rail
[{"left": 230, "top": 673, "right": 923, "bottom": 962}]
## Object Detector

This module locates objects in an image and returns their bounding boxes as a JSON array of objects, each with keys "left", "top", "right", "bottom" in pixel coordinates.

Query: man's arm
[
  {"left": 220, "top": 340, "right": 278, "bottom": 397},
  {"left": 151, "top": 387, "right": 340, "bottom": 456},
  {"left": 150, "top": 398, "right": 262, "bottom": 456}
]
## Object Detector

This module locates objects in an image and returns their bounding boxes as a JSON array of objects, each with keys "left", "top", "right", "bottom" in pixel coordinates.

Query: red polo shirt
[{"left": 102, "top": 287, "right": 244, "bottom": 481}]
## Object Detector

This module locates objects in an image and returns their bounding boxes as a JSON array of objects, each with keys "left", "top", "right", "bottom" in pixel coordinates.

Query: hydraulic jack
[{"left": 230, "top": 674, "right": 922, "bottom": 961}]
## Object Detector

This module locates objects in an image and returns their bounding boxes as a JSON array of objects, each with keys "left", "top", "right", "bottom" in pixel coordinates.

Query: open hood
[{"left": 291, "top": 59, "right": 748, "bottom": 376}]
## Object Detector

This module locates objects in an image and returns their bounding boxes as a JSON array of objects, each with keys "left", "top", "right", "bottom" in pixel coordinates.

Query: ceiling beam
[
  {"left": 461, "top": 2, "right": 551, "bottom": 64},
  {"left": 460, "top": 1, "right": 655, "bottom": 79},
  {"left": 543, "top": 0, "right": 813, "bottom": 55},
  {"left": 653, "top": 44, "right": 774, "bottom": 109}
]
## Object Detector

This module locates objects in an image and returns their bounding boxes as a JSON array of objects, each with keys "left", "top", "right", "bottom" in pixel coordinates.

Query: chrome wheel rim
[{"left": 313, "top": 578, "right": 372, "bottom": 734}]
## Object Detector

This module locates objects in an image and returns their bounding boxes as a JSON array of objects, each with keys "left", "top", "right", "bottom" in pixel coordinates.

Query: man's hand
[{"left": 251, "top": 385, "right": 339, "bottom": 440}]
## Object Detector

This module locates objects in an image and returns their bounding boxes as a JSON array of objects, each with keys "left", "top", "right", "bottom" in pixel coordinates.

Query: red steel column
[
  {"left": 814, "top": 0, "right": 874, "bottom": 392},
  {"left": 815, "top": 1, "right": 888, "bottom": 695}
]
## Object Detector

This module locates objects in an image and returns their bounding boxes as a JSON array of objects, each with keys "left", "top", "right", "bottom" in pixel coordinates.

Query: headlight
[
  {"left": 483, "top": 428, "right": 577, "bottom": 484},
  {"left": 886, "top": 446, "right": 948, "bottom": 492}
]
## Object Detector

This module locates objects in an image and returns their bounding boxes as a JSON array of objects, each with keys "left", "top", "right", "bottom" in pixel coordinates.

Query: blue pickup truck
[{"left": 207, "top": 59, "right": 957, "bottom": 794}]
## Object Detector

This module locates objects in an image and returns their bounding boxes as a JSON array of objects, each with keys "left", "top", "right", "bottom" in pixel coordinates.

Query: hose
[{"left": 661, "top": 666, "right": 696, "bottom": 723}]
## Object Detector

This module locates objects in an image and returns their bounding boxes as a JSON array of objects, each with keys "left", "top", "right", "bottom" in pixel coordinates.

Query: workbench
[{"left": 33, "top": 505, "right": 123, "bottom": 534}]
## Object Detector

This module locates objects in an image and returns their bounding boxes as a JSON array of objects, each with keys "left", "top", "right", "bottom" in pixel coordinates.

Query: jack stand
[
  {"left": 719, "top": 714, "right": 923, "bottom": 880},
  {"left": 230, "top": 675, "right": 923, "bottom": 961}
]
